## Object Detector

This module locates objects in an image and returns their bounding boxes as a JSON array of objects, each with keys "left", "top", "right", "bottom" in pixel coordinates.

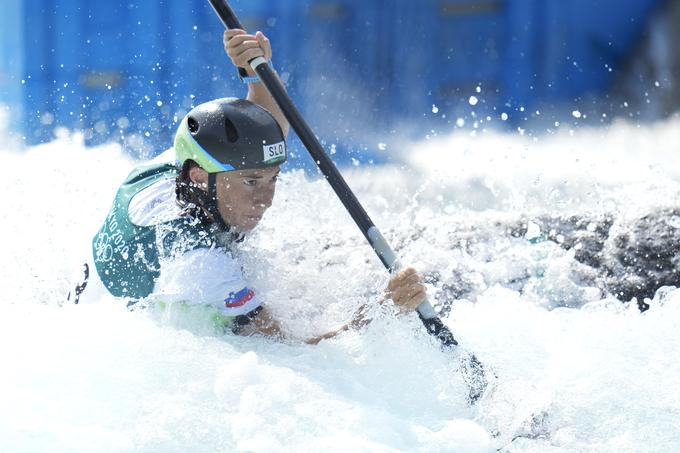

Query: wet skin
[{"left": 189, "top": 165, "right": 280, "bottom": 232}]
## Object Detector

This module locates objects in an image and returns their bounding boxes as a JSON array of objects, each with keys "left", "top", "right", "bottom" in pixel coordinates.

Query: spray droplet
[
  {"left": 456, "top": 118, "right": 465, "bottom": 127},
  {"left": 468, "top": 96, "right": 478, "bottom": 106},
  {"left": 501, "top": 112, "right": 508, "bottom": 121},
  {"left": 572, "top": 110, "right": 582, "bottom": 119},
  {"left": 431, "top": 104, "right": 439, "bottom": 114},
  {"left": 378, "top": 143, "right": 387, "bottom": 151},
  {"left": 476, "top": 86, "right": 481, "bottom": 93},
  {"left": 156, "top": 101, "right": 163, "bottom": 107}
]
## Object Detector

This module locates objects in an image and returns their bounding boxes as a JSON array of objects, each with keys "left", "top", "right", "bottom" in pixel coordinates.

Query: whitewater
[{"left": 1, "top": 113, "right": 680, "bottom": 452}]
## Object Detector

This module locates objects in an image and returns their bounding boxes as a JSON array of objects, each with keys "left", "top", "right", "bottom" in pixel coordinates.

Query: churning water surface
[{"left": 1, "top": 115, "right": 680, "bottom": 452}]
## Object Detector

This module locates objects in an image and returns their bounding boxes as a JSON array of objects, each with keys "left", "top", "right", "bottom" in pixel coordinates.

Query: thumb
[{"left": 256, "top": 31, "right": 272, "bottom": 61}]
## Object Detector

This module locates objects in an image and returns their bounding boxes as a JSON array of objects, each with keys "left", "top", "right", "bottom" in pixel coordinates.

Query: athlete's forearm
[
  {"left": 304, "top": 325, "right": 349, "bottom": 345},
  {"left": 223, "top": 29, "right": 289, "bottom": 137},
  {"left": 304, "top": 304, "right": 375, "bottom": 345},
  {"left": 246, "top": 74, "right": 290, "bottom": 138},
  {"left": 241, "top": 303, "right": 377, "bottom": 345}
]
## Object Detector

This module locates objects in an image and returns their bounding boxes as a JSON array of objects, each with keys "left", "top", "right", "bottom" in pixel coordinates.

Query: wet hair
[
  {"left": 175, "top": 159, "right": 213, "bottom": 225},
  {"left": 175, "top": 161, "right": 246, "bottom": 242}
]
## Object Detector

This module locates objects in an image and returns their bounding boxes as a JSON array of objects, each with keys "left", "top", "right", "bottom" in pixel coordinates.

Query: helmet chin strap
[
  {"left": 206, "top": 172, "right": 230, "bottom": 232},
  {"left": 208, "top": 173, "right": 247, "bottom": 244},
  {"left": 181, "top": 168, "right": 244, "bottom": 243}
]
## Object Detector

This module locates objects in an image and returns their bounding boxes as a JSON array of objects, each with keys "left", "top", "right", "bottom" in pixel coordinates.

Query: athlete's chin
[{"left": 238, "top": 215, "right": 263, "bottom": 231}]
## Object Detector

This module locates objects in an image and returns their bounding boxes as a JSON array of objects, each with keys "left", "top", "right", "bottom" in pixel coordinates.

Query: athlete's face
[
  {"left": 213, "top": 166, "right": 281, "bottom": 232},
  {"left": 189, "top": 165, "right": 280, "bottom": 231}
]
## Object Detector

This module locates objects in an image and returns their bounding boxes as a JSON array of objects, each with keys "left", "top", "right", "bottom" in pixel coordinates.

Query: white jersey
[{"left": 70, "top": 164, "right": 262, "bottom": 319}]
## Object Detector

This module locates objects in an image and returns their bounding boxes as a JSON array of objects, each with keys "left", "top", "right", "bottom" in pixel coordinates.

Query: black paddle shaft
[{"left": 207, "top": 0, "right": 458, "bottom": 348}]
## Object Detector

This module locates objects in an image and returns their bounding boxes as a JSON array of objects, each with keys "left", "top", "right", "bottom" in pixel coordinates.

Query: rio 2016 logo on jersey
[
  {"left": 224, "top": 287, "right": 255, "bottom": 308},
  {"left": 263, "top": 140, "right": 286, "bottom": 164}
]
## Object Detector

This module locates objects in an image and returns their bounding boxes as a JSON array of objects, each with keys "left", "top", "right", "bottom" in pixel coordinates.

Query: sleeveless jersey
[{"left": 86, "top": 162, "right": 261, "bottom": 319}]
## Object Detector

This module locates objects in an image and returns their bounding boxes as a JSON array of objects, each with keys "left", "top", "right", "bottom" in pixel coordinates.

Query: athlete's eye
[
  {"left": 271, "top": 174, "right": 279, "bottom": 182},
  {"left": 244, "top": 179, "right": 257, "bottom": 186}
]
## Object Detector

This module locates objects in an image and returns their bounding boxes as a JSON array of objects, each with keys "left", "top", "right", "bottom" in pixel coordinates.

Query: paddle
[{"left": 206, "top": 0, "right": 487, "bottom": 401}]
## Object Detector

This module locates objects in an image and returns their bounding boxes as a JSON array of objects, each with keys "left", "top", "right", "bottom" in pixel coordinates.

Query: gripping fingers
[
  {"left": 224, "top": 29, "right": 245, "bottom": 40},
  {"left": 384, "top": 267, "right": 426, "bottom": 314},
  {"left": 227, "top": 37, "right": 260, "bottom": 54},
  {"left": 224, "top": 31, "right": 273, "bottom": 73},
  {"left": 405, "top": 287, "right": 427, "bottom": 310},
  {"left": 393, "top": 288, "right": 426, "bottom": 314},
  {"left": 227, "top": 43, "right": 260, "bottom": 67},
  {"left": 235, "top": 48, "right": 266, "bottom": 67},
  {"left": 224, "top": 30, "right": 248, "bottom": 53},
  {"left": 224, "top": 30, "right": 256, "bottom": 47},
  {"left": 255, "top": 31, "right": 272, "bottom": 61},
  {"left": 391, "top": 283, "right": 426, "bottom": 312},
  {"left": 231, "top": 39, "right": 261, "bottom": 51},
  {"left": 387, "top": 268, "right": 421, "bottom": 291}
]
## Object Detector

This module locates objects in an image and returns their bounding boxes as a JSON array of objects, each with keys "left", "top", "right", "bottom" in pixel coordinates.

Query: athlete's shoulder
[
  {"left": 121, "top": 148, "right": 176, "bottom": 184},
  {"left": 157, "top": 215, "right": 215, "bottom": 258},
  {"left": 128, "top": 177, "right": 181, "bottom": 227},
  {"left": 163, "top": 246, "right": 241, "bottom": 272}
]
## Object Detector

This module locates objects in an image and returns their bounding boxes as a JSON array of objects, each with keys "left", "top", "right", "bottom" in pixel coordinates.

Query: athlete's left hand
[{"left": 386, "top": 267, "right": 427, "bottom": 314}]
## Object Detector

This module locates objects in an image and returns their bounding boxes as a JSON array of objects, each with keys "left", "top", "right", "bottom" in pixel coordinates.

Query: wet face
[
  {"left": 214, "top": 166, "right": 280, "bottom": 231},
  {"left": 189, "top": 164, "right": 280, "bottom": 232}
]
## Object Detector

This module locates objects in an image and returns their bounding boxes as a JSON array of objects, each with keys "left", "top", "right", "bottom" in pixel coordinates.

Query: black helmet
[
  {"left": 175, "top": 97, "right": 287, "bottom": 172},
  {"left": 174, "top": 98, "right": 286, "bottom": 232}
]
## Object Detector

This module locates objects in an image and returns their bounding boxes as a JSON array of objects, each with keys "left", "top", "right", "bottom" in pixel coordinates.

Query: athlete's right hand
[
  {"left": 223, "top": 30, "right": 272, "bottom": 77},
  {"left": 386, "top": 267, "right": 427, "bottom": 314}
]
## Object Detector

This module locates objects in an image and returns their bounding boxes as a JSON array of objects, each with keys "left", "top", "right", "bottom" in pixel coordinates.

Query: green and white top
[{"left": 82, "top": 161, "right": 261, "bottom": 319}]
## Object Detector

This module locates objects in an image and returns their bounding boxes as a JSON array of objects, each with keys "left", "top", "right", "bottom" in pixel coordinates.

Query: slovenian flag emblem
[{"left": 224, "top": 287, "right": 256, "bottom": 308}]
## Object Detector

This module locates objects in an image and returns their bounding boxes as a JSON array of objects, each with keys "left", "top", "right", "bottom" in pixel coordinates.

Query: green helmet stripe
[
  {"left": 174, "top": 120, "right": 235, "bottom": 173},
  {"left": 174, "top": 98, "right": 286, "bottom": 173}
]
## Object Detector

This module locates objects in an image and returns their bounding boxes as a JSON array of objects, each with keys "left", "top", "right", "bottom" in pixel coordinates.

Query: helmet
[{"left": 175, "top": 97, "right": 287, "bottom": 173}]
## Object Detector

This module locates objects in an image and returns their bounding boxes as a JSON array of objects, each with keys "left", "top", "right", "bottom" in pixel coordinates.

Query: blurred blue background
[{"left": 1, "top": 0, "right": 678, "bottom": 165}]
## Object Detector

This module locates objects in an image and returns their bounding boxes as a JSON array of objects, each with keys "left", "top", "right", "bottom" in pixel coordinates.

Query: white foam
[{"left": 2, "top": 113, "right": 680, "bottom": 451}]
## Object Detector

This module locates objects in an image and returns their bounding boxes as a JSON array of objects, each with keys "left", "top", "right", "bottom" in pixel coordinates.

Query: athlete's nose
[{"left": 253, "top": 184, "right": 275, "bottom": 210}]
